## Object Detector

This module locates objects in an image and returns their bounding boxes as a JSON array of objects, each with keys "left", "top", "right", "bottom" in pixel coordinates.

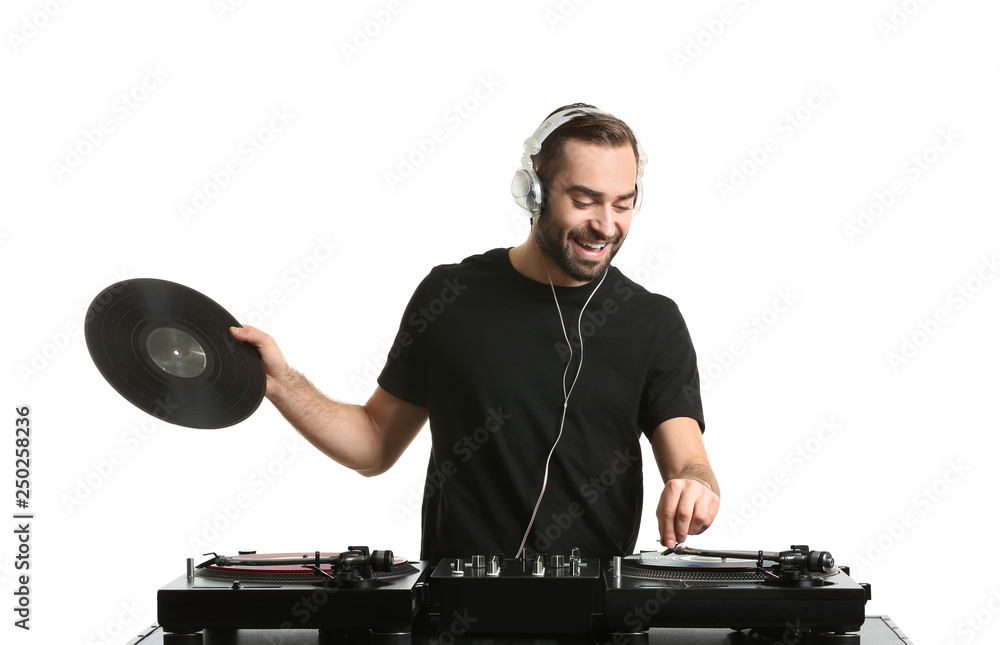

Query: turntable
[
  {"left": 604, "top": 544, "right": 871, "bottom": 643},
  {"left": 156, "top": 547, "right": 430, "bottom": 643}
]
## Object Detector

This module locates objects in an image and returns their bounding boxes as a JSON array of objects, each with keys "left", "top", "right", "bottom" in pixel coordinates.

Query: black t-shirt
[{"left": 378, "top": 248, "right": 703, "bottom": 562}]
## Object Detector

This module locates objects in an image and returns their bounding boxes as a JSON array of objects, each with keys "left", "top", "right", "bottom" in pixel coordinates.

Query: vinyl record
[
  {"left": 198, "top": 552, "right": 415, "bottom": 582},
  {"left": 84, "top": 278, "right": 266, "bottom": 429},
  {"left": 629, "top": 553, "right": 759, "bottom": 571}
]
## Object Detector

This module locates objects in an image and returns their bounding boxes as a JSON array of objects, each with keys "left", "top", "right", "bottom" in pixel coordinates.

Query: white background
[{"left": 2, "top": 1, "right": 998, "bottom": 643}]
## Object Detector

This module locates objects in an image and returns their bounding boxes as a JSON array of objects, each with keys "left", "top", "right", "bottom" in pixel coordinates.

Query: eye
[
  {"left": 573, "top": 200, "right": 593, "bottom": 208},
  {"left": 613, "top": 204, "right": 632, "bottom": 213}
]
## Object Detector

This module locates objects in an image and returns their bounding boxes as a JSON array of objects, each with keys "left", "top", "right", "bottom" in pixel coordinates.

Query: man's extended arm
[
  {"left": 230, "top": 324, "right": 427, "bottom": 477},
  {"left": 650, "top": 416, "right": 721, "bottom": 548}
]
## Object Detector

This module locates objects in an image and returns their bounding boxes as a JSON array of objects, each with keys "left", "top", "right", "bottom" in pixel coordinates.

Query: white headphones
[{"left": 510, "top": 106, "right": 647, "bottom": 218}]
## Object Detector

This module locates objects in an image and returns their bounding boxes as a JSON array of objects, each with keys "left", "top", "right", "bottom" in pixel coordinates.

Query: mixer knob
[{"left": 532, "top": 555, "right": 545, "bottom": 576}]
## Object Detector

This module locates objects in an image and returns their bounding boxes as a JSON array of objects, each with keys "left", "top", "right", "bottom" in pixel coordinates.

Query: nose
[{"left": 592, "top": 205, "right": 616, "bottom": 239}]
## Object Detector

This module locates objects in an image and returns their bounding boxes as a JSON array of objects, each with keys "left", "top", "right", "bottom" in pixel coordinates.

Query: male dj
[{"left": 230, "top": 104, "right": 720, "bottom": 563}]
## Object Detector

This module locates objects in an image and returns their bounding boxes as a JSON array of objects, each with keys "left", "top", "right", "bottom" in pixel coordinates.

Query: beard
[{"left": 534, "top": 213, "right": 625, "bottom": 283}]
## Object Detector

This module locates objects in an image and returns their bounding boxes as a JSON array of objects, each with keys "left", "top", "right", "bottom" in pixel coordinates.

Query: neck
[{"left": 509, "top": 229, "right": 588, "bottom": 288}]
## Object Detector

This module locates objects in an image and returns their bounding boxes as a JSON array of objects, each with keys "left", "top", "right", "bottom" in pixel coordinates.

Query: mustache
[{"left": 569, "top": 231, "right": 620, "bottom": 245}]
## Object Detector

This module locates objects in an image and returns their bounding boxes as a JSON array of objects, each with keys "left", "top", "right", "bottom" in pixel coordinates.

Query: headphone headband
[{"left": 519, "top": 107, "right": 606, "bottom": 174}]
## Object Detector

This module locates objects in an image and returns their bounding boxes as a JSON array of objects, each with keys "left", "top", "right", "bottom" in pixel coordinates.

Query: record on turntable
[
  {"left": 605, "top": 544, "right": 871, "bottom": 640},
  {"left": 85, "top": 278, "right": 265, "bottom": 429},
  {"left": 196, "top": 550, "right": 419, "bottom": 583},
  {"left": 630, "top": 550, "right": 762, "bottom": 571}
]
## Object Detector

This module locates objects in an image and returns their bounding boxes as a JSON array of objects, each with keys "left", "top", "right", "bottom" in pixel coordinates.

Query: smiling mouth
[{"left": 574, "top": 238, "right": 609, "bottom": 255}]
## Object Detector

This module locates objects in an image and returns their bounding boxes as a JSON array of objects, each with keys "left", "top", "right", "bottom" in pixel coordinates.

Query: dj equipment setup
[
  {"left": 85, "top": 277, "right": 904, "bottom": 644},
  {"left": 145, "top": 544, "right": 880, "bottom": 644}
]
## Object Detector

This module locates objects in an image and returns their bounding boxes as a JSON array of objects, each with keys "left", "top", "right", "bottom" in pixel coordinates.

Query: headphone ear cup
[{"left": 511, "top": 168, "right": 543, "bottom": 217}]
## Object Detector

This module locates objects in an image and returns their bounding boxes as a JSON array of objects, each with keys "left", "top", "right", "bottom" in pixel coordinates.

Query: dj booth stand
[{"left": 128, "top": 617, "right": 912, "bottom": 645}]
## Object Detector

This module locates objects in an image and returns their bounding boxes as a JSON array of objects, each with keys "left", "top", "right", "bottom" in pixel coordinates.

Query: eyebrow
[{"left": 566, "top": 184, "right": 637, "bottom": 202}]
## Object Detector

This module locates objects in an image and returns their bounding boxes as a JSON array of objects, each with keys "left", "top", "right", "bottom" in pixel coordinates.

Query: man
[{"left": 230, "top": 104, "right": 719, "bottom": 563}]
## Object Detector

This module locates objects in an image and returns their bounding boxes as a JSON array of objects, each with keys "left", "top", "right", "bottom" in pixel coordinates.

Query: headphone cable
[{"left": 515, "top": 238, "right": 608, "bottom": 558}]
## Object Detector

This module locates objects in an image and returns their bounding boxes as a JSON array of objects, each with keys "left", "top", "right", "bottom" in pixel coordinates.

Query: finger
[
  {"left": 660, "top": 518, "right": 675, "bottom": 549},
  {"left": 658, "top": 486, "right": 681, "bottom": 548},
  {"left": 230, "top": 324, "right": 279, "bottom": 356},
  {"left": 672, "top": 487, "right": 697, "bottom": 545},
  {"left": 230, "top": 323, "right": 265, "bottom": 344},
  {"left": 686, "top": 490, "right": 721, "bottom": 536}
]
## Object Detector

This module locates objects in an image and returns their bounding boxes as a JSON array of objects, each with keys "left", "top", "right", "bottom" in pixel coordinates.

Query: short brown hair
[{"left": 530, "top": 103, "right": 642, "bottom": 198}]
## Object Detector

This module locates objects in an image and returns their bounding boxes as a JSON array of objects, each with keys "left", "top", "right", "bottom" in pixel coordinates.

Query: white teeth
[{"left": 579, "top": 241, "right": 607, "bottom": 251}]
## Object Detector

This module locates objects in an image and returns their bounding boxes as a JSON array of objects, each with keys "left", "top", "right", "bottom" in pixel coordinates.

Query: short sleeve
[
  {"left": 376, "top": 277, "right": 431, "bottom": 407},
  {"left": 637, "top": 302, "right": 704, "bottom": 438}
]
